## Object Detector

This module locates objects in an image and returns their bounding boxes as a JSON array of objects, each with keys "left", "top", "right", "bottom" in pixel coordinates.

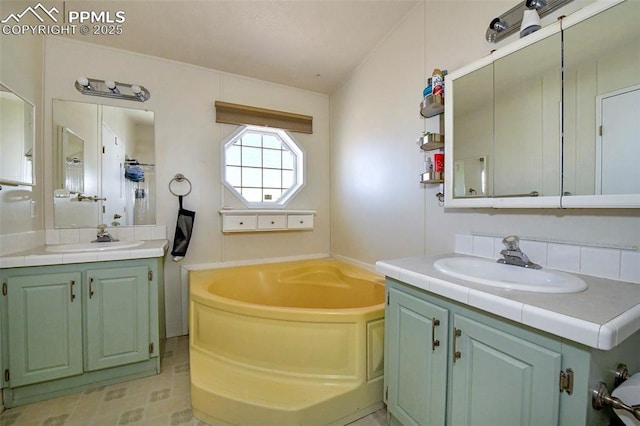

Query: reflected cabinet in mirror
[
  {"left": 52, "top": 99, "right": 156, "bottom": 228},
  {"left": 446, "top": 0, "right": 640, "bottom": 208},
  {"left": 562, "top": 0, "right": 640, "bottom": 205},
  {"left": 0, "top": 83, "right": 35, "bottom": 186}
]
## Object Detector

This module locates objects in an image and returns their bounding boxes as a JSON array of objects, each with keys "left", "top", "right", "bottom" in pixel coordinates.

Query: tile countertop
[
  {"left": 0, "top": 240, "right": 169, "bottom": 269},
  {"left": 376, "top": 253, "right": 640, "bottom": 351}
]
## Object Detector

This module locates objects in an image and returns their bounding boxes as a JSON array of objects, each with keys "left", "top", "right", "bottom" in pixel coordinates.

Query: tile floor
[{"left": 0, "top": 336, "right": 387, "bottom": 426}]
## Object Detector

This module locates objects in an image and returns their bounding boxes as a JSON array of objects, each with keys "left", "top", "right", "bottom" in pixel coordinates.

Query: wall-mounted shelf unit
[
  {"left": 419, "top": 133, "right": 444, "bottom": 151},
  {"left": 219, "top": 210, "right": 315, "bottom": 233},
  {"left": 420, "top": 94, "right": 444, "bottom": 118}
]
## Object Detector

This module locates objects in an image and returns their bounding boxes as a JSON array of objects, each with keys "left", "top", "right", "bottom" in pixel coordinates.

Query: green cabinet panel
[
  {"left": 85, "top": 266, "right": 150, "bottom": 371},
  {"left": 451, "top": 314, "right": 561, "bottom": 426},
  {"left": 6, "top": 272, "right": 83, "bottom": 387},
  {"left": 385, "top": 287, "right": 448, "bottom": 426}
]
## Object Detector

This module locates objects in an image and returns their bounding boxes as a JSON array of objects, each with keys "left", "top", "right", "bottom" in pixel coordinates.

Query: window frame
[{"left": 221, "top": 125, "right": 305, "bottom": 208}]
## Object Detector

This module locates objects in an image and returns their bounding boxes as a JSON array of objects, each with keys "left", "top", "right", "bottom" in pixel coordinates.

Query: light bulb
[
  {"left": 520, "top": 9, "right": 541, "bottom": 37},
  {"left": 105, "top": 80, "right": 116, "bottom": 89},
  {"left": 131, "top": 85, "right": 142, "bottom": 94},
  {"left": 77, "top": 77, "right": 90, "bottom": 88}
]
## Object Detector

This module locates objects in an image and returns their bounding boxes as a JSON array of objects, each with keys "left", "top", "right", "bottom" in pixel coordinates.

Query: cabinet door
[
  {"left": 7, "top": 272, "right": 83, "bottom": 386},
  {"left": 85, "top": 266, "right": 150, "bottom": 371},
  {"left": 451, "top": 314, "right": 561, "bottom": 426},
  {"left": 385, "top": 288, "right": 448, "bottom": 426}
]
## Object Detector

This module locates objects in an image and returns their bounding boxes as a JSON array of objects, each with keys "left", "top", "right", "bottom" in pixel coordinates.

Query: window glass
[{"left": 222, "top": 125, "right": 304, "bottom": 207}]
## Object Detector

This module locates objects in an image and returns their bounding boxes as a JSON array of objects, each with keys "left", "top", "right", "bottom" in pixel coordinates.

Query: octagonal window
[{"left": 222, "top": 125, "right": 304, "bottom": 207}]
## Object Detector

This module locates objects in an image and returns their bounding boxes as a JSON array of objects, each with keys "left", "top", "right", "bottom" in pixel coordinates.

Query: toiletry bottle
[{"left": 432, "top": 69, "right": 444, "bottom": 96}]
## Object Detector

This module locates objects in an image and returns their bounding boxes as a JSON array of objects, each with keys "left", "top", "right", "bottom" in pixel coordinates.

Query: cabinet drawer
[
  {"left": 258, "top": 215, "right": 286, "bottom": 230},
  {"left": 287, "top": 214, "right": 314, "bottom": 229},
  {"left": 223, "top": 215, "right": 257, "bottom": 232}
]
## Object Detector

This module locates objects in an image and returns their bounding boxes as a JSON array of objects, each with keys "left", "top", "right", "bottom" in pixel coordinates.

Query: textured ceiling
[{"left": 59, "top": 1, "right": 419, "bottom": 94}]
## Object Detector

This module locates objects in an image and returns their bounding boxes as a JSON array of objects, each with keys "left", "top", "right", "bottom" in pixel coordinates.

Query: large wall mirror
[
  {"left": 446, "top": 0, "right": 639, "bottom": 208},
  {"left": 0, "top": 83, "right": 35, "bottom": 186},
  {"left": 52, "top": 99, "right": 155, "bottom": 228}
]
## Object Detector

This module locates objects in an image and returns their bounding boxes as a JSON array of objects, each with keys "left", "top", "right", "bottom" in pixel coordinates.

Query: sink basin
[
  {"left": 433, "top": 257, "right": 587, "bottom": 293},
  {"left": 45, "top": 241, "right": 144, "bottom": 253}
]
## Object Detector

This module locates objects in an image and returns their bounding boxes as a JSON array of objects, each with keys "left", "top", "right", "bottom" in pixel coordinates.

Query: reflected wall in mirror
[
  {"left": 493, "top": 32, "right": 561, "bottom": 198},
  {"left": 452, "top": 64, "right": 493, "bottom": 198},
  {"left": 563, "top": 0, "right": 640, "bottom": 197},
  {"left": 52, "top": 99, "right": 155, "bottom": 228},
  {"left": 0, "top": 83, "right": 35, "bottom": 186}
]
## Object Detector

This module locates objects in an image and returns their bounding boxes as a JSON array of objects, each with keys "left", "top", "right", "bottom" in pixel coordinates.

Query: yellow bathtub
[{"left": 189, "top": 258, "right": 386, "bottom": 425}]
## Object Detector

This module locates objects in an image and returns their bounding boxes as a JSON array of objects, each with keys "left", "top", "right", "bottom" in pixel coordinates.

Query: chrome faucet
[
  {"left": 497, "top": 235, "right": 541, "bottom": 269},
  {"left": 93, "top": 224, "right": 118, "bottom": 243}
]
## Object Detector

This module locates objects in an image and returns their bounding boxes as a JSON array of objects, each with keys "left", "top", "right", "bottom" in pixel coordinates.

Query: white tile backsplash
[
  {"left": 454, "top": 234, "right": 473, "bottom": 255},
  {"left": 580, "top": 247, "right": 621, "bottom": 280},
  {"left": 455, "top": 234, "right": 639, "bottom": 284},
  {"left": 471, "top": 236, "right": 495, "bottom": 258},
  {"left": 547, "top": 243, "right": 581, "bottom": 272},
  {"left": 621, "top": 251, "right": 640, "bottom": 283}
]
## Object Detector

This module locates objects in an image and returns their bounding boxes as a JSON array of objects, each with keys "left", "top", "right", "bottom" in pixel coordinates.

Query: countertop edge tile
[
  {"left": 399, "top": 269, "right": 430, "bottom": 291},
  {"left": 0, "top": 256, "right": 25, "bottom": 268},
  {"left": 24, "top": 254, "right": 64, "bottom": 267},
  {"left": 607, "top": 304, "right": 640, "bottom": 349},
  {"left": 597, "top": 323, "right": 618, "bottom": 350},
  {"left": 63, "top": 252, "right": 99, "bottom": 264},
  {"left": 468, "top": 289, "right": 524, "bottom": 323},
  {"left": 430, "top": 277, "right": 470, "bottom": 304},
  {"left": 521, "top": 304, "right": 600, "bottom": 348},
  {"left": 375, "top": 262, "right": 403, "bottom": 281}
]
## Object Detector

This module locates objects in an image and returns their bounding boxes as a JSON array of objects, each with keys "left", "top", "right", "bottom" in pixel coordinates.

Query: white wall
[
  {"left": 330, "top": 1, "right": 640, "bottom": 266},
  {"left": 44, "top": 37, "right": 330, "bottom": 337}
]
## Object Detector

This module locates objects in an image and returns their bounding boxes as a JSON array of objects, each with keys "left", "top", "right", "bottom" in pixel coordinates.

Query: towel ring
[{"left": 169, "top": 173, "right": 192, "bottom": 197}]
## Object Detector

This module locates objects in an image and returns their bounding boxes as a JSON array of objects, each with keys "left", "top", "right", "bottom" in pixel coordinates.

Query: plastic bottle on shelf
[{"left": 422, "top": 77, "right": 433, "bottom": 97}]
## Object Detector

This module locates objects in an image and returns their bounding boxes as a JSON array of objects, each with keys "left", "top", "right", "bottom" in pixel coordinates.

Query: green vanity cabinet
[
  {"left": 385, "top": 278, "right": 589, "bottom": 426},
  {"left": 6, "top": 272, "right": 83, "bottom": 387},
  {"left": 0, "top": 257, "right": 165, "bottom": 407}
]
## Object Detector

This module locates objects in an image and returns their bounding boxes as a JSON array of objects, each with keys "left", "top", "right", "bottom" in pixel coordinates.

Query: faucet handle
[
  {"left": 97, "top": 224, "right": 108, "bottom": 232},
  {"left": 502, "top": 235, "right": 520, "bottom": 250}
]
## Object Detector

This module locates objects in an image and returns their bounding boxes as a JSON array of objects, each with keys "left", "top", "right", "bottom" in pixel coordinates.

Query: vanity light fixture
[
  {"left": 486, "top": 0, "right": 573, "bottom": 43},
  {"left": 75, "top": 77, "right": 150, "bottom": 102}
]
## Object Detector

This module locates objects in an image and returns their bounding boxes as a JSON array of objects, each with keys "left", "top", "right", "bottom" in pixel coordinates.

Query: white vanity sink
[
  {"left": 45, "top": 241, "right": 144, "bottom": 253},
  {"left": 433, "top": 257, "right": 587, "bottom": 293}
]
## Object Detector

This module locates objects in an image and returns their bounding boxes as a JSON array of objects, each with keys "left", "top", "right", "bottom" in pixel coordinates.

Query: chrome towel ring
[{"left": 169, "top": 173, "right": 192, "bottom": 197}]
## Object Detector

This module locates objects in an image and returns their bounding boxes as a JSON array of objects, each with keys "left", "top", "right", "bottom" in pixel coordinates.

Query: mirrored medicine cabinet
[
  {"left": 445, "top": 0, "right": 640, "bottom": 208},
  {"left": 0, "top": 83, "right": 35, "bottom": 186},
  {"left": 52, "top": 99, "right": 156, "bottom": 228}
]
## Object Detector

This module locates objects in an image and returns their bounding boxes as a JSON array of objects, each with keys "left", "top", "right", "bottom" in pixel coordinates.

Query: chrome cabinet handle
[{"left": 431, "top": 318, "right": 440, "bottom": 351}]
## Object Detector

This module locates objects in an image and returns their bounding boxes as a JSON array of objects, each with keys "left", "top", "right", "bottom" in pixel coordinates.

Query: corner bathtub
[{"left": 189, "top": 258, "right": 386, "bottom": 425}]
